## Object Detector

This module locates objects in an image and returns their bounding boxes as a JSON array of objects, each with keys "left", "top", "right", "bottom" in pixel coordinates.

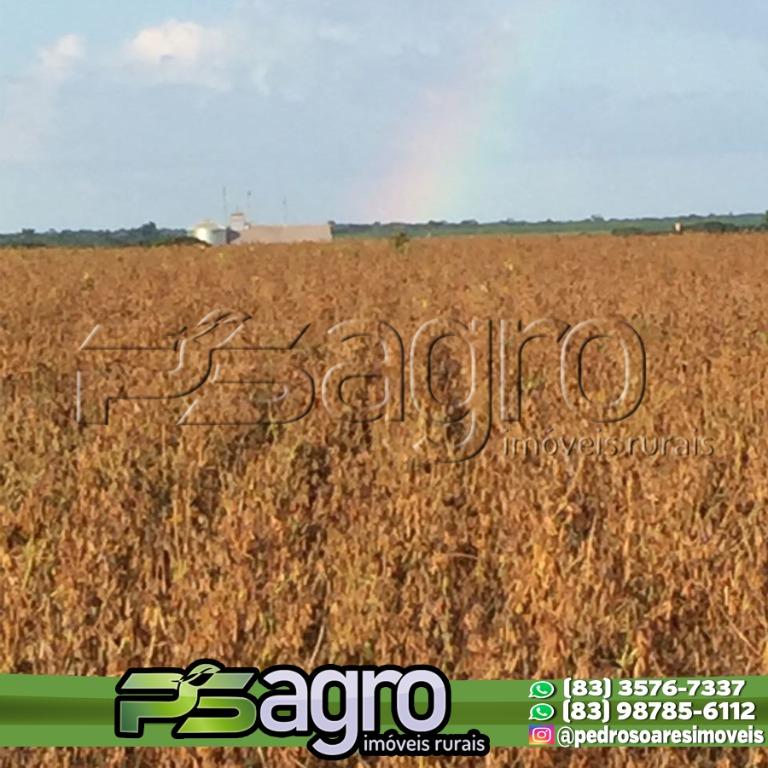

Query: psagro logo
[
  {"left": 115, "top": 659, "right": 489, "bottom": 759},
  {"left": 78, "top": 310, "right": 646, "bottom": 463}
]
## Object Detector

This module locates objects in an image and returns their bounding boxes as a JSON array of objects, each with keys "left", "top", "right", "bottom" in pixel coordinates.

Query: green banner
[{"left": 0, "top": 671, "right": 766, "bottom": 751}]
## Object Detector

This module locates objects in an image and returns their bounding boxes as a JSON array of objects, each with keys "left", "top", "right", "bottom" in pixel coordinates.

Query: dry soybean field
[{"left": 1, "top": 233, "right": 767, "bottom": 767}]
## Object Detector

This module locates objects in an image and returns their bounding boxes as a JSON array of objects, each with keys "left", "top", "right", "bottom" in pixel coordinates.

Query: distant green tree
[{"left": 139, "top": 221, "right": 158, "bottom": 240}]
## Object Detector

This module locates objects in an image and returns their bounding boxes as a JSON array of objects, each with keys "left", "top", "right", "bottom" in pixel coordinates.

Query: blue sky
[{"left": 1, "top": 0, "right": 768, "bottom": 230}]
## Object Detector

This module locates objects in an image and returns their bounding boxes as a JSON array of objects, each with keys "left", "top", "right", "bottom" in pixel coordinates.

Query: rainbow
[{"left": 368, "top": 2, "right": 559, "bottom": 222}]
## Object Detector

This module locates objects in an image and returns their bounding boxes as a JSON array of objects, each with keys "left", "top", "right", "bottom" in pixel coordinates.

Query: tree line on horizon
[{"left": 3, "top": 213, "right": 768, "bottom": 247}]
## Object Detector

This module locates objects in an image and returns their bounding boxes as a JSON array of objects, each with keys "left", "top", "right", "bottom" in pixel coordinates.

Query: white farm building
[
  {"left": 191, "top": 213, "right": 332, "bottom": 246},
  {"left": 230, "top": 223, "right": 332, "bottom": 245},
  {"left": 191, "top": 220, "right": 228, "bottom": 246}
]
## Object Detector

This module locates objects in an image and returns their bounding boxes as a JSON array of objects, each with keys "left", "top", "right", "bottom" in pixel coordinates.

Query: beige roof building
[
  {"left": 230, "top": 223, "right": 332, "bottom": 245},
  {"left": 229, "top": 211, "right": 249, "bottom": 233}
]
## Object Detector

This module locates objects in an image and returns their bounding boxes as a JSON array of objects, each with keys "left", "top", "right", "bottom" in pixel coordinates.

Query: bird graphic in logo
[
  {"left": 171, "top": 661, "right": 222, "bottom": 693},
  {"left": 169, "top": 309, "right": 253, "bottom": 375}
]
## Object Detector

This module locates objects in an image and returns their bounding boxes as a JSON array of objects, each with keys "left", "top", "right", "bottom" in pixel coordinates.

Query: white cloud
[
  {"left": 0, "top": 34, "right": 86, "bottom": 162},
  {"left": 39, "top": 34, "right": 86, "bottom": 80},
  {"left": 119, "top": 11, "right": 365, "bottom": 95},
  {"left": 124, "top": 20, "right": 229, "bottom": 89},
  {"left": 127, "top": 20, "right": 213, "bottom": 66}
]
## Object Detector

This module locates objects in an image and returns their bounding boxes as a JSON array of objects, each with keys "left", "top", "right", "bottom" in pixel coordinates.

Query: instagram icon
[{"left": 529, "top": 725, "right": 556, "bottom": 746}]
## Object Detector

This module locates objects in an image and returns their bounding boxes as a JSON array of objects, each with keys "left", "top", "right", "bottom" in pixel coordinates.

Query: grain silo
[{"left": 191, "top": 219, "right": 228, "bottom": 245}]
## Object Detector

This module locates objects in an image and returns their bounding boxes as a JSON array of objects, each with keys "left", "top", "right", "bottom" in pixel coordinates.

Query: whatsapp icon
[
  {"left": 528, "top": 680, "right": 556, "bottom": 699},
  {"left": 529, "top": 703, "right": 556, "bottom": 721}
]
